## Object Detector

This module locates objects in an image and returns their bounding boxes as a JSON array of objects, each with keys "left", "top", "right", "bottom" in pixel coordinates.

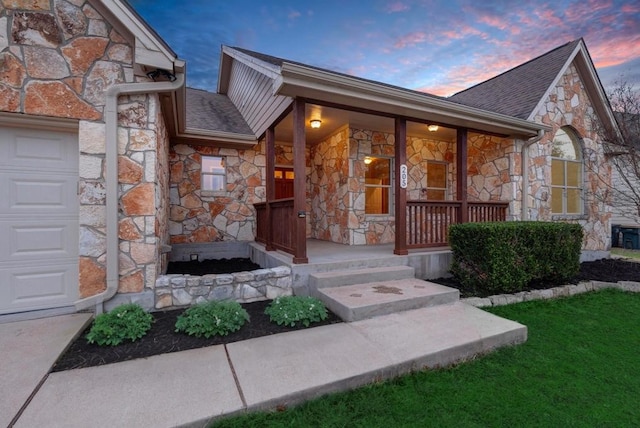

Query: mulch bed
[
  {"left": 53, "top": 257, "right": 640, "bottom": 372},
  {"left": 433, "top": 258, "right": 640, "bottom": 298}
]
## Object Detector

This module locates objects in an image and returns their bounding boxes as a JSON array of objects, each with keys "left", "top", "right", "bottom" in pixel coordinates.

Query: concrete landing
[
  {"left": 317, "top": 278, "right": 459, "bottom": 321},
  {"left": 0, "top": 312, "right": 92, "bottom": 427}
]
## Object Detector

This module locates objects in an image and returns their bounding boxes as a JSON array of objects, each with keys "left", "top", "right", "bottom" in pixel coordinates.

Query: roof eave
[
  {"left": 277, "top": 62, "right": 548, "bottom": 138},
  {"left": 94, "top": 0, "right": 180, "bottom": 72},
  {"left": 173, "top": 128, "right": 258, "bottom": 149}
]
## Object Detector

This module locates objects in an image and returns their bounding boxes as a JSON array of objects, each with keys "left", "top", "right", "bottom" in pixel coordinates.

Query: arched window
[{"left": 551, "top": 128, "right": 583, "bottom": 215}]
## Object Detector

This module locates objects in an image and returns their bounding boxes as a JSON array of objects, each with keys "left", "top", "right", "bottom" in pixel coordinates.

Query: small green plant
[
  {"left": 175, "top": 300, "right": 249, "bottom": 338},
  {"left": 265, "top": 295, "right": 328, "bottom": 327},
  {"left": 86, "top": 304, "right": 154, "bottom": 347}
]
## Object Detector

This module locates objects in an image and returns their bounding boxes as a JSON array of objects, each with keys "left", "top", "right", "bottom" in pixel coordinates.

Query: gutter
[
  {"left": 521, "top": 129, "right": 546, "bottom": 220},
  {"left": 74, "top": 69, "right": 185, "bottom": 313}
]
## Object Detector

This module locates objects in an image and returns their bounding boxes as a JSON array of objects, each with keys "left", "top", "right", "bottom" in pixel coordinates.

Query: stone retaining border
[
  {"left": 461, "top": 280, "right": 640, "bottom": 308},
  {"left": 154, "top": 266, "right": 293, "bottom": 310}
]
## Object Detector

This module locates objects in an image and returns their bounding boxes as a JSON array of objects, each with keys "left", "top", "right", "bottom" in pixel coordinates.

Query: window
[
  {"left": 426, "top": 161, "right": 447, "bottom": 200},
  {"left": 364, "top": 157, "right": 392, "bottom": 214},
  {"left": 201, "top": 156, "right": 225, "bottom": 192},
  {"left": 551, "top": 128, "right": 583, "bottom": 214}
]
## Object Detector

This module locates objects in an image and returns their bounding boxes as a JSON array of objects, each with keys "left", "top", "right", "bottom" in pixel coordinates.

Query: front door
[{"left": 275, "top": 167, "right": 294, "bottom": 199}]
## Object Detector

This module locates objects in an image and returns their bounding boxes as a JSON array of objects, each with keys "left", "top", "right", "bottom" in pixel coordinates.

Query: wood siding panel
[{"left": 228, "top": 60, "right": 291, "bottom": 137}]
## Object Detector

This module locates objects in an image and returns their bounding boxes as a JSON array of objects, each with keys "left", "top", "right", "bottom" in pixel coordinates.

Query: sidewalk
[{"left": 5, "top": 303, "right": 525, "bottom": 427}]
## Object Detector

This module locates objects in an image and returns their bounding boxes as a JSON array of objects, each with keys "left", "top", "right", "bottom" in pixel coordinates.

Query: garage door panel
[
  {"left": 0, "top": 128, "right": 77, "bottom": 169},
  {"left": 0, "top": 220, "right": 78, "bottom": 261},
  {"left": 0, "top": 263, "right": 78, "bottom": 314},
  {"left": 1, "top": 126, "right": 79, "bottom": 314},
  {"left": 0, "top": 172, "right": 78, "bottom": 213}
]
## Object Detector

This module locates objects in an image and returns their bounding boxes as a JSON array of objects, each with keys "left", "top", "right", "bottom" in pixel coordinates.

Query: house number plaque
[{"left": 400, "top": 164, "right": 408, "bottom": 189}]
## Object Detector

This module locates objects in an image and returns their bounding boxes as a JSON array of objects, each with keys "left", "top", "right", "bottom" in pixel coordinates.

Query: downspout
[
  {"left": 521, "top": 129, "right": 545, "bottom": 220},
  {"left": 75, "top": 70, "right": 185, "bottom": 313}
]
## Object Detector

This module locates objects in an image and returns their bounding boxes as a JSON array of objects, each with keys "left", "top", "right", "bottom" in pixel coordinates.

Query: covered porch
[{"left": 254, "top": 97, "right": 516, "bottom": 264}]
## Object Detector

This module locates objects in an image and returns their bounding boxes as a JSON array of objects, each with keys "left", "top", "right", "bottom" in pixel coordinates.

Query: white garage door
[{"left": 0, "top": 126, "right": 79, "bottom": 314}]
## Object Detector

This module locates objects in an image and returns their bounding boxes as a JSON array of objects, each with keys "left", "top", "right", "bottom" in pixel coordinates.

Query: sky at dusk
[{"left": 129, "top": 0, "right": 640, "bottom": 97}]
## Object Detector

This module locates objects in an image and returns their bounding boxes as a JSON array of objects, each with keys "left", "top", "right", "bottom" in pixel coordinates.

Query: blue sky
[{"left": 130, "top": 0, "right": 640, "bottom": 96}]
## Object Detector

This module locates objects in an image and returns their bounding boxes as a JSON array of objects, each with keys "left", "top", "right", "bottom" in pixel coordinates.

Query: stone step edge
[
  {"left": 316, "top": 279, "right": 460, "bottom": 322},
  {"left": 309, "top": 265, "right": 415, "bottom": 290},
  {"left": 461, "top": 280, "right": 640, "bottom": 308}
]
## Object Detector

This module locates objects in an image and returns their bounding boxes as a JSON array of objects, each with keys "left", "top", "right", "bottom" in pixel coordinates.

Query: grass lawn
[
  {"left": 611, "top": 247, "right": 640, "bottom": 260},
  {"left": 213, "top": 289, "right": 640, "bottom": 427}
]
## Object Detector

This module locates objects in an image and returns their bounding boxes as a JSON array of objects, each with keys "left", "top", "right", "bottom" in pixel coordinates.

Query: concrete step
[
  {"left": 309, "top": 265, "right": 415, "bottom": 290},
  {"left": 316, "top": 278, "right": 459, "bottom": 322}
]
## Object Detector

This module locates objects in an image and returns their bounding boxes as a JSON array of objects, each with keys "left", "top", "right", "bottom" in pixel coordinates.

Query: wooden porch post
[
  {"left": 292, "top": 99, "right": 308, "bottom": 263},
  {"left": 456, "top": 128, "right": 468, "bottom": 223},
  {"left": 394, "top": 117, "right": 408, "bottom": 255},
  {"left": 265, "top": 126, "right": 275, "bottom": 251}
]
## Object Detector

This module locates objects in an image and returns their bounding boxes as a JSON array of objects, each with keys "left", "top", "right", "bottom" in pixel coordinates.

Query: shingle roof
[
  {"left": 230, "top": 46, "right": 446, "bottom": 102},
  {"left": 185, "top": 88, "right": 253, "bottom": 135},
  {"left": 449, "top": 40, "right": 582, "bottom": 120}
]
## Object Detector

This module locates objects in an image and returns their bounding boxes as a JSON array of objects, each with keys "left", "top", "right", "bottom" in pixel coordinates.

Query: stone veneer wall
[
  {"left": 169, "top": 143, "right": 266, "bottom": 243},
  {"left": 310, "top": 126, "right": 350, "bottom": 243},
  {"left": 467, "top": 134, "right": 522, "bottom": 220},
  {"left": 1, "top": 1, "right": 167, "bottom": 299},
  {"left": 154, "top": 266, "right": 293, "bottom": 309},
  {"left": 346, "top": 128, "right": 457, "bottom": 245},
  {"left": 528, "top": 63, "right": 611, "bottom": 251}
]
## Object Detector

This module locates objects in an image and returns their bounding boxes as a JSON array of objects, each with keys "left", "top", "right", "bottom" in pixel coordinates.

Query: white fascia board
[
  {"left": 279, "top": 63, "right": 547, "bottom": 137},
  {"left": 222, "top": 46, "right": 282, "bottom": 80},
  {"left": 98, "top": 0, "right": 177, "bottom": 70}
]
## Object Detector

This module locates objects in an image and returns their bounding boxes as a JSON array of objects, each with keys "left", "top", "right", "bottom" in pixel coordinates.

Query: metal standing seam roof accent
[
  {"left": 449, "top": 40, "right": 582, "bottom": 120},
  {"left": 185, "top": 88, "right": 254, "bottom": 135}
]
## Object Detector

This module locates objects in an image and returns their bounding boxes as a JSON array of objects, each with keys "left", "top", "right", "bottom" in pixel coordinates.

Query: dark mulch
[
  {"left": 53, "top": 257, "right": 338, "bottom": 372},
  {"left": 433, "top": 258, "right": 640, "bottom": 298},
  {"left": 54, "top": 257, "right": 640, "bottom": 372},
  {"left": 165, "top": 257, "right": 261, "bottom": 275},
  {"left": 53, "top": 299, "right": 342, "bottom": 372}
]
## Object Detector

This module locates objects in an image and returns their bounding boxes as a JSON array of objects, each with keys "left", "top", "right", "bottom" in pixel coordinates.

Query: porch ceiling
[
  {"left": 275, "top": 62, "right": 549, "bottom": 140},
  {"left": 275, "top": 104, "right": 457, "bottom": 145}
]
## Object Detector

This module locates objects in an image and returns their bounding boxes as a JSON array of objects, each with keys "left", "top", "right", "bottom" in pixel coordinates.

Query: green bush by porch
[{"left": 449, "top": 221, "right": 582, "bottom": 295}]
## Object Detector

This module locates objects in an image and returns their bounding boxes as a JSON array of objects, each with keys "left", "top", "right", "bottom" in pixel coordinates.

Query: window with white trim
[
  {"left": 201, "top": 156, "right": 226, "bottom": 192},
  {"left": 364, "top": 156, "right": 392, "bottom": 214},
  {"left": 426, "top": 161, "right": 447, "bottom": 200},
  {"left": 551, "top": 128, "right": 583, "bottom": 215}
]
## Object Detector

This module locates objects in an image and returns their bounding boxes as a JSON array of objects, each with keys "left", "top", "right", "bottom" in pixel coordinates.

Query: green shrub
[
  {"left": 175, "top": 300, "right": 249, "bottom": 338},
  {"left": 265, "top": 295, "right": 328, "bottom": 327},
  {"left": 449, "top": 221, "right": 582, "bottom": 295},
  {"left": 86, "top": 304, "right": 154, "bottom": 347}
]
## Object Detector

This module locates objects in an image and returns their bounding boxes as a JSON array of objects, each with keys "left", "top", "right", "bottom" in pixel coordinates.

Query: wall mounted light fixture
[
  {"left": 310, "top": 119, "right": 322, "bottom": 129},
  {"left": 428, "top": 124, "right": 439, "bottom": 132},
  {"left": 364, "top": 157, "right": 373, "bottom": 165}
]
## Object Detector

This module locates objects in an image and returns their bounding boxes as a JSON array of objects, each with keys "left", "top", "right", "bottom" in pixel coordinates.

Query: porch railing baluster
[{"left": 406, "top": 200, "right": 508, "bottom": 249}]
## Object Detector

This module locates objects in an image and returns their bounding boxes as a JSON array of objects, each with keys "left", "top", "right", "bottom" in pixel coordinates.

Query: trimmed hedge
[{"left": 449, "top": 221, "right": 583, "bottom": 295}]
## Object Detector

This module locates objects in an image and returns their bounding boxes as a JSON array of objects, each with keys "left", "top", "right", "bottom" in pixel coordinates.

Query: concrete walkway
[{"left": 4, "top": 303, "right": 525, "bottom": 428}]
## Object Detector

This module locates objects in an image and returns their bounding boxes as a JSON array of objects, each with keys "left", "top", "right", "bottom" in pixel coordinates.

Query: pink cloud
[
  {"left": 441, "top": 25, "right": 488, "bottom": 41},
  {"left": 393, "top": 31, "right": 429, "bottom": 48},
  {"left": 386, "top": 1, "right": 410, "bottom": 13},
  {"left": 589, "top": 35, "right": 640, "bottom": 68},
  {"left": 621, "top": 4, "right": 640, "bottom": 12}
]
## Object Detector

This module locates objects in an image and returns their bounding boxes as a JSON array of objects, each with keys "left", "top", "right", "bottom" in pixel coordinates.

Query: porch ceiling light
[
  {"left": 364, "top": 157, "right": 373, "bottom": 165},
  {"left": 310, "top": 119, "right": 322, "bottom": 129},
  {"left": 428, "top": 124, "right": 439, "bottom": 132}
]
